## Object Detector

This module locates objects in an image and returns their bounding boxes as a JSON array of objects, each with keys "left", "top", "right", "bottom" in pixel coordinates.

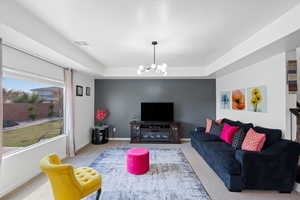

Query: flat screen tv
[{"left": 141, "top": 102, "right": 174, "bottom": 122}]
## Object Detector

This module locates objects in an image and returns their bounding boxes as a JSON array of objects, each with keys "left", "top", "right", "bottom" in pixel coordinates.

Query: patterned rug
[{"left": 84, "top": 148, "right": 211, "bottom": 200}]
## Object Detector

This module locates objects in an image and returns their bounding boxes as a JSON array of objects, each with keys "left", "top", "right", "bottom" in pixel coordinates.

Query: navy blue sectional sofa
[{"left": 191, "top": 118, "right": 300, "bottom": 192}]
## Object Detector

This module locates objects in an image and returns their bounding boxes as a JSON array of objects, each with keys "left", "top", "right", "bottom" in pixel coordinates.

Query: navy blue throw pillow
[
  {"left": 254, "top": 126, "right": 282, "bottom": 148},
  {"left": 210, "top": 121, "right": 223, "bottom": 136}
]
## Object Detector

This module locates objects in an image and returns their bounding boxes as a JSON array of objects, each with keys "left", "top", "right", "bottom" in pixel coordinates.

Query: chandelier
[{"left": 137, "top": 41, "right": 167, "bottom": 76}]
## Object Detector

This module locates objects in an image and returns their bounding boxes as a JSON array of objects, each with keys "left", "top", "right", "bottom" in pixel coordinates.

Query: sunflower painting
[
  {"left": 232, "top": 89, "right": 246, "bottom": 110},
  {"left": 247, "top": 86, "right": 267, "bottom": 112}
]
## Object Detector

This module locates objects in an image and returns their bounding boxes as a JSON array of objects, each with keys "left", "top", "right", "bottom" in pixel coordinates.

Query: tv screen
[{"left": 141, "top": 102, "right": 174, "bottom": 122}]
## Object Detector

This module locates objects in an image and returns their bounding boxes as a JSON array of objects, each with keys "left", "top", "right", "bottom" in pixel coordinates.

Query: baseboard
[
  {"left": 0, "top": 174, "right": 39, "bottom": 198},
  {"left": 108, "top": 138, "right": 191, "bottom": 142},
  {"left": 109, "top": 137, "right": 130, "bottom": 141},
  {"left": 295, "top": 183, "right": 300, "bottom": 193}
]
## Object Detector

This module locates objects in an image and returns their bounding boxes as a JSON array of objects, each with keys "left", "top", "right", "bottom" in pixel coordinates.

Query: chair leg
[{"left": 96, "top": 189, "right": 101, "bottom": 200}]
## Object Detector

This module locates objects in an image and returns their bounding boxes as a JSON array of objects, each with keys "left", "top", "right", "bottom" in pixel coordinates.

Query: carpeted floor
[
  {"left": 1, "top": 141, "right": 300, "bottom": 200},
  {"left": 85, "top": 148, "right": 211, "bottom": 200}
]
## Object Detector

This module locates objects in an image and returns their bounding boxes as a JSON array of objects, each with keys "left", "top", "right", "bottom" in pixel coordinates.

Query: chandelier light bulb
[
  {"left": 156, "top": 65, "right": 161, "bottom": 71},
  {"left": 161, "top": 63, "right": 167, "bottom": 71}
]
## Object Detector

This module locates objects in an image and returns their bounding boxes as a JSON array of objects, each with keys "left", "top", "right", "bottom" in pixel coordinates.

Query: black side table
[{"left": 92, "top": 125, "right": 110, "bottom": 144}]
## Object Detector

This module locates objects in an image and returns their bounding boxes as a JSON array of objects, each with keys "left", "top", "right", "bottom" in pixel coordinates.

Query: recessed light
[{"left": 74, "top": 41, "right": 89, "bottom": 46}]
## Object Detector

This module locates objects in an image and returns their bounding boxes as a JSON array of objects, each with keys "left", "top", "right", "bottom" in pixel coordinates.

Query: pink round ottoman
[{"left": 127, "top": 147, "right": 149, "bottom": 175}]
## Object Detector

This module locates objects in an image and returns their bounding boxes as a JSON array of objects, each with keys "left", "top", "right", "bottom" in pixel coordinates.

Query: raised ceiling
[{"left": 15, "top": 0, "right": 300, "bottom": 70}]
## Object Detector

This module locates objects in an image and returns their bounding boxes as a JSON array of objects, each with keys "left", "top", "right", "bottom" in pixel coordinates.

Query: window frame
[{"left": 2, "top": 70, "right": 66, "bottom": 155}]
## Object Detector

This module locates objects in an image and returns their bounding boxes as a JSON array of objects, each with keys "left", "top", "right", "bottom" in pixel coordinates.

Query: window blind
[{"left": 2, "top": 45, "right": 64, "bottom": 86}]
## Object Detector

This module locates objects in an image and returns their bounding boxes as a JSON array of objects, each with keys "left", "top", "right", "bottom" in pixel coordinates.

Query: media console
[{"left": 129, "top": 121, "right": 181, "bottom": 144}]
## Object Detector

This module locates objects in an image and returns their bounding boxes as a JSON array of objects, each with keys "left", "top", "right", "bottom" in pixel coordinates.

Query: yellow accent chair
[{"left": 40, "top": 154, "right": 102, "bottom": 200}]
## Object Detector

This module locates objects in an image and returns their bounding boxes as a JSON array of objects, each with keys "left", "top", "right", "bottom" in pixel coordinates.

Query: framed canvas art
[
  {"left": 232, "top": 89, "right": 246, "bottom": 110},
  {"left": 220, "top": 91, "right": 231, "bottom": 109},
  {"left": 86, "top": 87, "right": 91, "bottom": 96},
  {"left": 247, "top": 86, "right": 267, "bottom": 112},
  {"left": 76, "top": 85, "right": 83, "bottom": 96}
]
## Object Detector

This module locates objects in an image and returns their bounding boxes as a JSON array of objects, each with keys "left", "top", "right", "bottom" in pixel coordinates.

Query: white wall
[
  {"left": 0, "top": 136, "right": 67, "bottom": 197},
  {"left": 216, "top": 53, "right": 288, "bottom": 137},
  {"left": 73, "top": 71, "right": 95, "bottom": 151}
]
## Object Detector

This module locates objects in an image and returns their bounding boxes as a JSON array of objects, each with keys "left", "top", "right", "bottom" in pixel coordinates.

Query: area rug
[{"left": 84, "top": 148, "right": 211, "bottom": 200}]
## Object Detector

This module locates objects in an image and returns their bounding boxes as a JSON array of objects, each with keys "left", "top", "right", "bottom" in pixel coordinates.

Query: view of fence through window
[{"left": 2, "top": 77, "right": 64, "bottom": 153}]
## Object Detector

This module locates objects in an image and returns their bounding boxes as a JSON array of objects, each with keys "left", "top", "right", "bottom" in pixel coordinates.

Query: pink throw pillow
[
  {"left": 216, "top": 119, "right": 223, "bottom": 124},
  {"left": 242, "top": 128, "right": 266, "bottom": 152},
  {"left": 205, "top": 119, "right": 212, "bottom": 133},
  {"left": 205, "top": 119, "right": 222, "bottom": 133},
  {"left": 220, "top": 123, "right": 239, "bottom": 144}
]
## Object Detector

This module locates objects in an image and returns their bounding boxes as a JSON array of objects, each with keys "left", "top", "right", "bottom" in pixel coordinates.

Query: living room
[{"left": 1, "top": 0, "right": 300, "bottom": 200}]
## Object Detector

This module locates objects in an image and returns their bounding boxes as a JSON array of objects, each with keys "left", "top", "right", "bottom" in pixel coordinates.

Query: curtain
[{"left": 64, "top": 68, "right": 75, "bottom": 157}]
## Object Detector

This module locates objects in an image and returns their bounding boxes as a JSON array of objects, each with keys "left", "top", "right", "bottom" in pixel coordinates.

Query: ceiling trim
[
  {"left": 206, "top": 3, "right": 300, "bottom": 76},
  {"left": 1, "top": 1, "right": 300, "bottom": 78},
  {"left": 0, "top": 0, "right": 106, "bottom": 75},
  {"left": 102, "top": 66, "right": 209, "bottom": 78}
]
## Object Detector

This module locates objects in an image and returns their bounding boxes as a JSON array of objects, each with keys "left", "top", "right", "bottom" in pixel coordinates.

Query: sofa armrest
[
  {"left": 235, "top": 140, "right": 300, "bottom": 191},
  {"left": 235, "top": 149, "right": 278, "bottom": 164},
  {"left": 235, "top": 140, "right": 300, "bottom": 163},
  {"left": 263, "top": 139, "right": 300, "bottom": 154},
  {"left": 194, "top": 127, "right": 205, "bottom": 133}
]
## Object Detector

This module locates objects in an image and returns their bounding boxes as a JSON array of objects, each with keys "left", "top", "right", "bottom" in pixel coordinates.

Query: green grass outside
[{"left": 3, "top": 119, "right": 63, "bottom": 147}]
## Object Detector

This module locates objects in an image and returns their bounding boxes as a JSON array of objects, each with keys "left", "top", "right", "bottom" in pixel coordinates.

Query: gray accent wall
[{"left": 95, "top": 79, "right": 216, "bottom": 138}]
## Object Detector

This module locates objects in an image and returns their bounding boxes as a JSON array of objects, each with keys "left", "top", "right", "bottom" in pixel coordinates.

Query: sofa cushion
[
  {"left": 220, "top": 123, "right": 240, "bottom": 144},
  {"left": 210, "top": 121, "right": 223, "bottom": 136},
  {"left": 222, "top": 118, "right": 238, "bottom": 126},
  {"left": 201, "top": 142, "right": 241, "bottom": 175},
  {"left": 206, "top": 119, "right": 223, "bottom": 133},
  {"left": 222, "top": 118, "right": 253, "bottom": 133},
  {"left": 236, "top": 121, "right": 254, "bottom": 133},
  {"left": 232, "top": 128, "right": 247, "bottom": 150},
  {"left": 242, "top": 128, "right": 266, "bottom": 152},
  {"left": 253, "top": 126, "right": 282, "bottom": 148},
  {"left": 205, "top": 119, "right": 213, "bottom": 133},
  {"left": 191, "top": 131, "right": 221, "bottom": 142},
  {"left": 216, "top": 119, "right": 223, "bottom": 124},
  {"left": 205, "top": 141, "right": 235, "bottom": 152}
]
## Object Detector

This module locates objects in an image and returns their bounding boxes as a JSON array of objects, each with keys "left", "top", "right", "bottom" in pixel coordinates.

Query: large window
[{"left": 2, "top": 77, "right": 64, "bottom": 154}]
